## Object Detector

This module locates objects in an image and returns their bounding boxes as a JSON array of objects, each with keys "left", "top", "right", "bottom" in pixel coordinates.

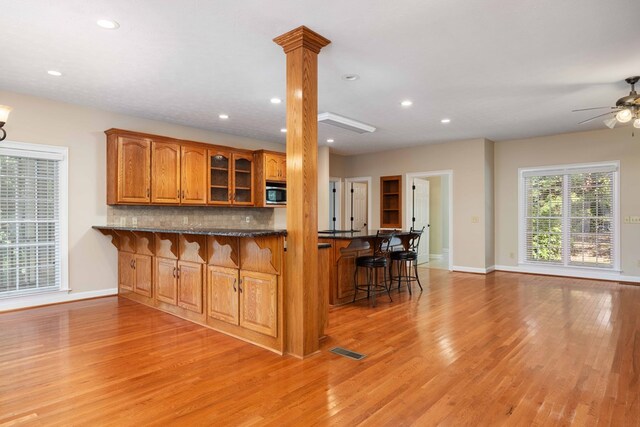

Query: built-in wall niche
[{"left": 380, "top": 175, "right": 402, "bottom": 229}]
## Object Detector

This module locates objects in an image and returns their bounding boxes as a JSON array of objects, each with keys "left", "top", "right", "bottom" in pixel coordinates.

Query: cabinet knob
[
  {"left": 232, "top": 278, "right": 237, "bottom": 292},
  {"left": 173, "top": 267, "right": 177, "bottom": 278},
  {"left": 147, "top": 188, "right": 150, "bottom": 197},
  {"left": 238, "top": 278, "right": 243, "bottom": 293},
  {"left": 176, "top": 267, "right": 180, "bottom": 279}
]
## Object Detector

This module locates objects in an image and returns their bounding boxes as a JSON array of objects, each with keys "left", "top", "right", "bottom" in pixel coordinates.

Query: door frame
[
  {"left": 344, "top": 176, "right": 372, "bottom": 231},
  {"left": 329, "top": 177, "right": 343, "bottom": 231},
  {"left": 404, "top": 170, "right": 453, "bottom": 271}
]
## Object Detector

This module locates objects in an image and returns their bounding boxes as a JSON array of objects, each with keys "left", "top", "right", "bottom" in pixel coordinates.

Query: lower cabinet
[
  {"left": 239, "top": 271, "right": 278, "bottom": 338},
  {"left": 155, "top": 257, "right": 203, "bottom": 314},
  {"left": 118, "top": 251, "right": 152, "bottom": 297},
  {"left": 208, "top": 266, "right": 278, "bottom": 338}
]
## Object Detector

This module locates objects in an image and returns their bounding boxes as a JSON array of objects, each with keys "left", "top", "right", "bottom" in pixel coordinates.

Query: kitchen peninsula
[
  {"left": 94, "top": 225, "right": 287, "bottom": 353},
  {"left": 319, "top": 230, "right": 413, "bottom": 305}
]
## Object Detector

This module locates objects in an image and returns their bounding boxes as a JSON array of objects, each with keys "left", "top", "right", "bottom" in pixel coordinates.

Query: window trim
[
  {"left": 518, "top": 161, "right": 620, "bottom": 272},
  {"left": 0, "top": 140, "right": 69, "bottom": 296}
]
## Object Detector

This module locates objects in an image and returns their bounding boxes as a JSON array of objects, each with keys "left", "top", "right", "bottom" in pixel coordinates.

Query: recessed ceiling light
[
  {"left": 280, "top": 128, "right": 287, "bottom": 133},
  {"left": 47, "top": 70, "right": 62, "bottom": 77},
  {"left": 270, "top": 97, "right": 282, "bottom": 104},
  {"left": 342, "top": 74, "right": 360, "bottom": 81},
  {"left": 97, "top": 19, "right": 120, "bottom": 30},
  {"left": 218, "top": 114, "right": 229, "bottom": 119},
  {"left": 400, "top": 100, "right": 413, "bottom": 107},
  {"left": 326, "top": 139, "right": 334, "bottom": 143},
  {"left": 441, "top": 118, "right": 451, "bottom": 124}
]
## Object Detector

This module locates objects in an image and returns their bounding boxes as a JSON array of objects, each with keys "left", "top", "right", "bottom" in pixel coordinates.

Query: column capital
[{"left": 273, "top": 26, "right": 331, "bottom": 54}]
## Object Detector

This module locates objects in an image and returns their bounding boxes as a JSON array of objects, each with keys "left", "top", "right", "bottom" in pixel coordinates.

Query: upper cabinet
[
  {"left": 264, "top": 153, "right": 286, "bottom": 182},
  {"left": 208, "top": 149, "right": 254, "bottom": 206},
  {"left": 151, "top": 141, "right": 181, "bottom": 204},
  {"left": 107, "top": 133, "right": 151, "bottom": 204},
  {"left": 380, "top": 175, "right": 403, "bottom": 229},
  {"left": 253, "top": 150, "right": 287, "bottom": 207},
  {"left": 106, "top": 129, "right": 276, "bottom": 208},
  {"left": 181, "top": 145, "right": 207, "bottom": 205}
]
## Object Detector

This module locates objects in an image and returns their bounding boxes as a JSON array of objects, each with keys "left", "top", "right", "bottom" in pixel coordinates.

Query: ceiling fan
[{"left": 573, "top": 76, "right": 640, "bottom": 129}]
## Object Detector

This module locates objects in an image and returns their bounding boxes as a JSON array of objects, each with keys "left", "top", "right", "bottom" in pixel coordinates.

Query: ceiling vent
[{"left": 317, "top": 112, "right": 376, "bottom": 134}]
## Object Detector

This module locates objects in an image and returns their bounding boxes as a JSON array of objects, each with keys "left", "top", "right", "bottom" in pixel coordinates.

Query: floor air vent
[{"left": 330, "top": 347, "right": 366, "bottom": 360}]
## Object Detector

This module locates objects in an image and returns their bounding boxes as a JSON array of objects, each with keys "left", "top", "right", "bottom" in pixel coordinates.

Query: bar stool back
[
  {"left": 390, "top": 227, "right": 425, "bottom": 295},
  {"left": 353, "top": 230, "right": 396, "bottom": 306}
]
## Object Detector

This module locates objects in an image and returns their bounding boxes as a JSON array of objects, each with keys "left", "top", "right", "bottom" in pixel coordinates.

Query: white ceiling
[{"left": 1, "top": 0, "right": 639, "bottom": 155}]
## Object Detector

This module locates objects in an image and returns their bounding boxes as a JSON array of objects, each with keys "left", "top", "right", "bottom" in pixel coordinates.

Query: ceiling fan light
[
  {"left": 603, "top": 117, "right": 618, "bottom": 129},
  {"left": 616, "top": 109, "right": 633, "bottom": 123},
  {"left": 634, "top": 118, "right": 640, "bottom": 129}
]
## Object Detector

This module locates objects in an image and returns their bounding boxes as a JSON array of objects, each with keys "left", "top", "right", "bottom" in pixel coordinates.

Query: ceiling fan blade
[
  {"left": 578, "top": 111, "right": 618, "bottom": 125},
  {"left": 572, "top": 106, "right": 617, "bottom": 112},
  {"left": 603, "top": 117, "right": 618, "bottom": 129}
]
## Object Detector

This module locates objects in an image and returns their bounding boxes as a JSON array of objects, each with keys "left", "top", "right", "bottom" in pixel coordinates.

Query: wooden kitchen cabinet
[
  {"left": 264, "top": 153, "right": 286, "bottom": 182},
  {"left": 239, "top": 270, "right": 278, "bottom": 337},
  {"left": 118, "top": 251, "right": 152, "bottom": 297},
  {"left": 232, "top": 153, "right": 254, "bottom": 205},
  {"left": 118, "top": 251, "right": 135, "bottom": 291},
  {"left": 253, "top": 150, "right": 286, "bottom": 207},
  {"left": 155, "top": 257, "right": 178, "bottom": 305},
  {"left": 207, "top": 266, "right": 239, "bottom": 324},
  {"left": 208, "top": 150, "right": 254, "bottom": 206},
  {"left": 181, "top": 145, "right": 207, "bottom": 204},
  {"left": 154, "top": 258, "right": 203, "bottom": 313},
  {"left": 108, "top": 135, "right": 151, "bottom": 204},
  {"left": 151, "top": 141, "right": 181, "bottom": 204},
  {"left": 177, "top": 261, "right": 204, "bottom": 313}
]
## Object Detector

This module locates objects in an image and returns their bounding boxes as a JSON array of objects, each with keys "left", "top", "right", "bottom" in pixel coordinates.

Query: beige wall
[
  {"left": 341, "top": 138, "right": 492, "bottom": 270},
  {"left": 329, "top": 153, "right": 348, "bottom": 178},
  {"left": 494, "top": 126, "right": 640, "bottom": 277},
  {"left": 1, "top": 90, "right": 284, "bottom": 300}
]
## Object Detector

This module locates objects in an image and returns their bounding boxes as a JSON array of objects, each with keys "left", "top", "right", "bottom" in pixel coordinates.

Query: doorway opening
[
  {"left": 344, "top": 177, "right": 372, "bottom": 232},
  {"left": 405, "top": 171, "right": 453, "bottom": 270}
]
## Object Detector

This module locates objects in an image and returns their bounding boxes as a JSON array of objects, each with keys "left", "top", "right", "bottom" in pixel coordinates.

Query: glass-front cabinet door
[
  {"left": 208, "top": 149, "right": 232, "bottom": 204},
  {"left": 232, "top": 153, "right": 254, "bottom": 206}
]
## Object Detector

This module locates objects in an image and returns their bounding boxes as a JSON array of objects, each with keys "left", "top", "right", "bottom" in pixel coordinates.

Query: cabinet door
[
  {"left": 118, "top": 251, "right": 135, "bottom": 291},
  {"left": 177, "top": 261, "right": 203, "bottom": 313},
  {"left": 278, "top": 156, "right": 286, "bottom": 181},
  {"left": 181, "top": 145, "right": 207, "bottom": 205},
  {"left": 232, "top": 153, "right": 254, "bottom": 206},
  {"left": 208, "top": 149, "right": 232, "bottom": 205},
  {"left": 133, "top": 255, "right": 153, "bottom": 297},
  {"left": 239, "top": 271, "right": 277, "bottom": 337},
  {"left": 264, "top": 154, "right": 281, "bottom": 181},
  {"left": 207, "top": 266, "right": 239, "bottom": 325},
  {"left": 151, "top": 141, "right": 181, "bottom": 204},
  {"left": 117, "top": 137, "right": 151, "bottom": 203},
  {"left": 155, "top": 258, "right": 178, "bottom": 305}
]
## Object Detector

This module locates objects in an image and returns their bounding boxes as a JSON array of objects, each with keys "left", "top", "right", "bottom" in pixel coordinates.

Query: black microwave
[{"left": 266, "top": 185, "right": 286, "bottom": 205}]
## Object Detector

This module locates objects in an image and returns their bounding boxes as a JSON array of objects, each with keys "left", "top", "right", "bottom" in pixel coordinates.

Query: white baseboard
[
  {"left": 494, "top": 265, "right": 640, "bottom": 283},
  {"left": 452, "top": 265, "right": 494, "bottom": 274},
  {"left": 0, "top": 288, "right": 118, "bottom": 312},
  {"left": 429, "top": 253, "right": 443, "bottom": 260}
]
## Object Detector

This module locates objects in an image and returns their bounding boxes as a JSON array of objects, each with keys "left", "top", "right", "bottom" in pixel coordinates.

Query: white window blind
[
  {"left": 0, "top": 151, "right": 62, "bottom": 297},
  {"left": 521, "top": 163, "right": 617, "bottom": 270}
]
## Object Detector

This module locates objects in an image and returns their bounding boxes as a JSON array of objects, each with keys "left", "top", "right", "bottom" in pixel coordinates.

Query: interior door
[
  {"left": 412, "top": 178, "right": 430, "bottom": 265},
  {"left": 350, "top": 182, "right": 368, "bottom": 231}
]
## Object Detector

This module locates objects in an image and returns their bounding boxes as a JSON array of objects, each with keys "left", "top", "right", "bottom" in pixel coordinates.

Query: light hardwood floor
[{"left": 1, "top": 269, "right": 639, "bottom": 426}]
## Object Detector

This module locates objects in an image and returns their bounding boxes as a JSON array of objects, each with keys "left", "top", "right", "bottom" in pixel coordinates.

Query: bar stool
[
  {"left": 390, "top": 227, "right": 424, "bottom": 295},
  {"left": 353, "top": 230, "right": 396, "bottom": 306}
]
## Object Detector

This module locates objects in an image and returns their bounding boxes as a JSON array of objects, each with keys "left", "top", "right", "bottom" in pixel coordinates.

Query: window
[
  {"left": 519, "top": 162, "right": 618, "bottom": 270},
  {"left": 0, "top": 142, "right": 68, "bottom": 298}
]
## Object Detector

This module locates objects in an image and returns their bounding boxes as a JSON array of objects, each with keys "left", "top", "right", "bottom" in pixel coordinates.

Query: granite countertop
[
  {"left": 317, "top": 229, "right": 411, "bottom": 240},
  {"left": 93, "top": 225, "right": 287, "bottom": 237}
]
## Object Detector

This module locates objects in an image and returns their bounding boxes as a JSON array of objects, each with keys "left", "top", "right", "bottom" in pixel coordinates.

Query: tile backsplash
[{"left": 107, "top": 206, "right": 275, "bottom": 229}]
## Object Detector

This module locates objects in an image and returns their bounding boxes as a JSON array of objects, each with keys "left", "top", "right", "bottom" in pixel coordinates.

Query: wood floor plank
[{"left": 1, "top": 269, "right": 639, "bottom": 425}]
